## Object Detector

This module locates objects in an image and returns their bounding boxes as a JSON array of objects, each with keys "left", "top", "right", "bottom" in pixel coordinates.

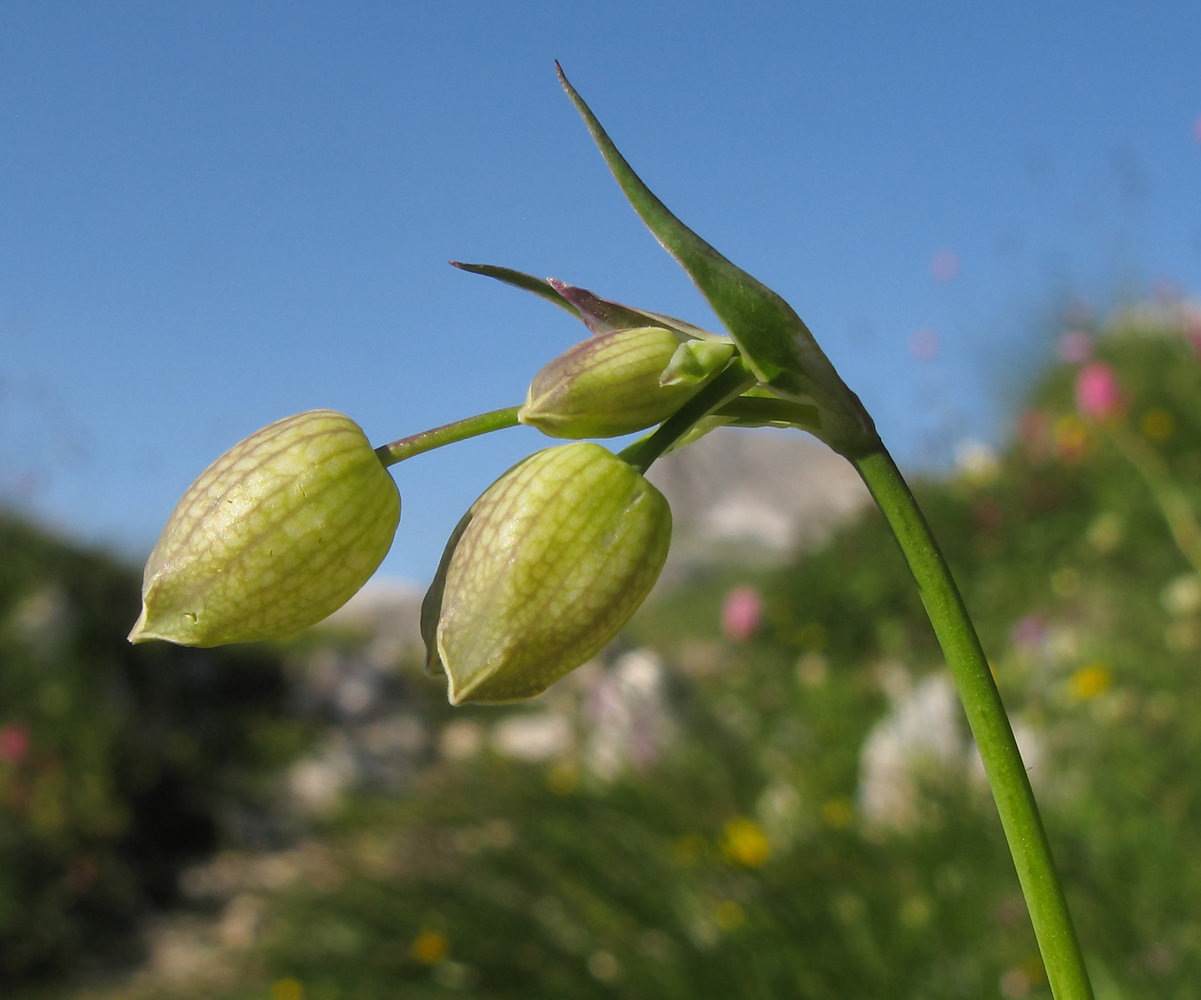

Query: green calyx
[
  {"left": 660, "top": 338, "right": 739, "bottom": 387},
  {"left": 421, "top": 442, "right": 672, "bottom": 704},
  {"left": 129, "top": 410, "right": 400, "bottom": 647},
  {"left": 519, "top": 327, "right": 734, "bottom": 439}
]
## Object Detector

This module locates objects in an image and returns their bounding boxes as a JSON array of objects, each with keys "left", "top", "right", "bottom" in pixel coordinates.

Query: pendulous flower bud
[
  {"left": 519, "top": 326, "right": 734, "bottom": 438},
  {"left": 422, "top": 442, "right": 671, "bottom": 704},
  {"left": 129, "top": 410, "right": 400, "bottom": 647}
]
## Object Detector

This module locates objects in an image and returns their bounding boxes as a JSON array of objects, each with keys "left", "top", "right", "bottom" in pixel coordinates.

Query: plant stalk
[
  {"left": 375, "top": 406, "right": 522, "bottom": 468},
  {"left": 1109, "top": 425, "right": 1201, "bottom": 578},
  {"left": 853, "top": 446, "right": 1094, "bottom": 1000},
  {"left": 618, "top": 359, "right": 756, "bottom": 473}
]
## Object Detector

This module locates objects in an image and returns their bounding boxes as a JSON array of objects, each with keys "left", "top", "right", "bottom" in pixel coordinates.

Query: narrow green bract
[
  {"left": 423, "top": 442, "right": 671, "bottom": 704},
  {"left": 129, "top": 410, "right": 400, "bottom": 647}
]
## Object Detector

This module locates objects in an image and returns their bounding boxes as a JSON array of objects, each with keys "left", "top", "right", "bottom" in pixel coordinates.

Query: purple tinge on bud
[
  {"left": 129, "top": 410, "right": 400, "bottom": 647},
  {"left": 1075, "top": 361, "right": 1125, "bottom": 423},
  {"left": 422, "top": 442, "right": 672, "bottom": 704}
]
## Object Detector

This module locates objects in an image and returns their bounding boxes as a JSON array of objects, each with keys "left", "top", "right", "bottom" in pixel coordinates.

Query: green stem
[
  {"left": 374, "top": 406, "right": 522, "bottom": 468},
  {"left": 1109, "top": 426, "right": 1201, "bottom": 577},
  {"left": 714, "top": 395, "right": 820, "bottom": 431},
  {"left": 853, "top": 446, "right": 1094, "bottom": 1000},
  {"left": 618, "top": 359, "right": 757, "bottom": 473}
]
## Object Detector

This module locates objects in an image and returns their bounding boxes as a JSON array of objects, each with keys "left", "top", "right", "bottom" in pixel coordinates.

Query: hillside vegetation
[{"left": 10, "top": 300, "right": 1201, "bottom": 999}]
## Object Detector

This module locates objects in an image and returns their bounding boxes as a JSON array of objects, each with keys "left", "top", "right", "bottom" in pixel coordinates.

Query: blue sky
[{"left": 2, "top": 2, "right": 1199, "bottom": 582}]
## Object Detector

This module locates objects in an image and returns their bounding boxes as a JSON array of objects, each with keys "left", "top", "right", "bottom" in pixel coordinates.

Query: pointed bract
[
  {"left": 556, "top": 64, "right": 878, "bottom": 457},
  {"left": 451, "top": 262, "right": 724, "bottom": 341}
]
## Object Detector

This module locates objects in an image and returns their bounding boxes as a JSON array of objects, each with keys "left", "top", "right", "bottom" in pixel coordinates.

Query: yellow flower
[
  {"left": 270, "top": 980, "right": 304, "bottom": 1000},
  {"left": 411, "top": 930, "right": 449, "bottom": 965},
  {"left": 1069, "top": 663, "right": 1111, "bottom": 701},
  {"left": 721, "top": 817, "right": 770, "bottom": 867}
]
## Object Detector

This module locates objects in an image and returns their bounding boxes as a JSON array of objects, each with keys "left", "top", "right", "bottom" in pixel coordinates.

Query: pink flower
[
  {"left": 721, "top": 586, "right": 763, "bottom": 642},
  {"left": 1182, "top": 315, "right": 1201, "bottom": 358},
  {"left": 1010, "top": 615, "right": 1047, "bottom": 653},
  {"left": 1075, "top": 362, "right": 1125, "bottom": 422},
  {"left": 0, "top": 723, "right": 31, "bottom": 764},
  {"left": 1057, "top": 331, "right": 1093, "bottom": 364}
]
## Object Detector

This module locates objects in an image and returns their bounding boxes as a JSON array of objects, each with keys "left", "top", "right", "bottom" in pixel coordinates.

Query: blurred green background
[{"left": 6, "top": 300, "right": 1201, "bottom": 999}]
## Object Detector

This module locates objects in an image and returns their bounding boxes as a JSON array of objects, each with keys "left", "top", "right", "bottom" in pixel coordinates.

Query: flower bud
[
  {"left": 129, "top": 410, "right": 400, "bottom": 647},
  {"left": 422, "top": 442, "right": 671, "bottom": 704},
  {"left": 519, "top": 326, "right": 733, "bottom": 438}
]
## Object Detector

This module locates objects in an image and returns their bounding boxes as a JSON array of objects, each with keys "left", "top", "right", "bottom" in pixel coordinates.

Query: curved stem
[
  {"left": 854, "top": 446, "right": 1094, "bottom": 1000},
  {"left": 374, "top": 406, "right": 522, "bottom": 468},
  {"left": 1109, "top": 425, "right": 1201, "bottom": 577},
  {"left": 618, "top": 359, "right": 756, "bottom": 473}
]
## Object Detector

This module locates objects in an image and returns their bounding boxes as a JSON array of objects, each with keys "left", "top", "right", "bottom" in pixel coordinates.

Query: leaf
[
  {"left": 449, "top": 262, "right": 581, "bottom": 319},
  {"left": 451, "top": 261, "right": 726, "bottom": 342},
  {"left": 556, "top": 63, "right": 877, "bottom": 456}
]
